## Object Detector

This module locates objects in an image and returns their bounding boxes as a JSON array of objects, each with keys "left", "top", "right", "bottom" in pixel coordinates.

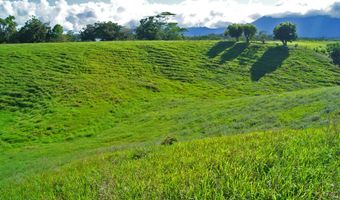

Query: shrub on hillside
[
  {"left": 327, "top": 43, "right": 340, "bottom": 66},
  {"left": 161, "top": 136, "right": 178, "bottom": 146},
  {"left": 314, "top": 46, "right": 327, "bottom": 54}
]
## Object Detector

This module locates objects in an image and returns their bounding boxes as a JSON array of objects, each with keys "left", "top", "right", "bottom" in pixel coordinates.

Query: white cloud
[{"left": 0, "top": 0, "right": 339, "bottom": 31}]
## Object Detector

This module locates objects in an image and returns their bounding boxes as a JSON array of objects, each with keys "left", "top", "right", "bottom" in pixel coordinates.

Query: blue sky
[{"left": 0, "top": 0, "right": 339, "bottom": 30}]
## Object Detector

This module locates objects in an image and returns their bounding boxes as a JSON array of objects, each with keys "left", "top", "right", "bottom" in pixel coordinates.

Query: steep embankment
[{"left": 0, "top": 41, "right": 339, "bottom": 188}]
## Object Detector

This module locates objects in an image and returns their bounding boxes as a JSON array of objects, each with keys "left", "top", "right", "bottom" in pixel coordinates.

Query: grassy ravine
[
  {"left": 0, "top": 40, "right": 339, "bottom": 198},
  {"left": 1, "top": 127, "right": 339, "bottom": 199},
  {"left": 1, "top": 41, "right": 339, "bottom": 145}
]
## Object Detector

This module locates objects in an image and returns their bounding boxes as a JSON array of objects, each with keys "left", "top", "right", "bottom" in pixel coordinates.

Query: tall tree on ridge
[
  {"left": 226, "top": 24, "right": 243, "bottom": 41},
  {"left": 273, "top": 22, "right": 297, "bottom": 46}
]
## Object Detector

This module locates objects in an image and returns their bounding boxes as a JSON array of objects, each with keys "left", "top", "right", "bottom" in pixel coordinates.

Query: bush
[
  {"left": 314, "top": 46, "right": 327, "bottom": 54},
  {"left": 327, "top": 43, "right": 340, "bottom": 66},
  {"left": 161, "top": 136, "right": 178, "bottom": 146}
]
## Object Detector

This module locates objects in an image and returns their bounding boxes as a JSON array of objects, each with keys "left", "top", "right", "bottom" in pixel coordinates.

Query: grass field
[
  {"left": 2, "top": 126, "right": 339, "bottom": 199},
  {"left": 0, "top": 40, "right": 339, "bottom": 198}
]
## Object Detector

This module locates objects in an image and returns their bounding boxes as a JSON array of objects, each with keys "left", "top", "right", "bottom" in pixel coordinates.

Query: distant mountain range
[
  {"left": 184, "top": 15, "right": 340, "bottom": 38},
  {"left": 184, "top": 27, "right": 225, "bottom": 37},
  {"left": 253, "top": 15, "right": 340, "bottom": 38}
]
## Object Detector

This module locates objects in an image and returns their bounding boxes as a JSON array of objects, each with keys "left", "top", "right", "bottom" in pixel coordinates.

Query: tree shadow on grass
[
  {"left": 251, "top": 46, "right": 289, "bottom": 81},
  {"left": 207, "top": 41, "right": 235, "bottom": 58},
  {"left": 220, "top": 42, "right": 249, "bottom": 64}
]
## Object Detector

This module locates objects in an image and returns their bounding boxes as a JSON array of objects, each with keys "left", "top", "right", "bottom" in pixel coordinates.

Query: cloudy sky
[{"left": 0, "top": 0, "right": 340, "bottom": 31}]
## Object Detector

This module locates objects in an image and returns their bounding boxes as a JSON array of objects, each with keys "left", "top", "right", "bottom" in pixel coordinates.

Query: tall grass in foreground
[{"left": 2, "top": 124, "right": 339, "bottom": 199}]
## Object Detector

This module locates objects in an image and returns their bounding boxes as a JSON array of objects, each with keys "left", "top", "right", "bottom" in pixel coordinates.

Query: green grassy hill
[{"left": 0, "top": 41, "right": 339, "bottom": 198}]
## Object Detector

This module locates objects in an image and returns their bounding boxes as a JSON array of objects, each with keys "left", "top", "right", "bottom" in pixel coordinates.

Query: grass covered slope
[
  {"left": 0, "top": 41, "right": 339, "bottom": 145},
  {"left": 2, "top": 127, "right": 339, "bottom": 199},
  {"left": 0, "top": 41, "right": 339, "bottom": 189},
  {"left": 0, "top": 86, "right": 339, "bottom": 186}
]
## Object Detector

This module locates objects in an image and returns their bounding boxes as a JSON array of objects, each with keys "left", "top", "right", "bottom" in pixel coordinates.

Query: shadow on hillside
[
  {"left": 220, "top": 42, "right": 249, "bottom": 64},
  {"left": 251, "top": 46, "right": 289, "bottom": 81},
  {"left": 207, "top": 41, "right": 235, "bottom": 58}
]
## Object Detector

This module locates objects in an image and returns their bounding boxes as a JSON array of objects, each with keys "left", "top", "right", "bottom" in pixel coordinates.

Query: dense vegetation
[
  {"left": 80, "top": 22, "right": 131, "bottom": 41},
  {"left": 327, "top": 43, "right": 340, "bottom": 65},
  {"left": 0, "top": 13, "right": 186, "bottom": 43},
  {"left": 0, "top": 40, "right": 339, "bottom": 198}
]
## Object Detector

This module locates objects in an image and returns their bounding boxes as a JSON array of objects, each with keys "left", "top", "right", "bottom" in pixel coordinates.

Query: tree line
[
  {"left": 225, "top": 22, "right": 297, "bottom": 45},
  {"left": 0, "top": 13, "right": 297, "bottom": 45},
  {"left": 0, "top": 12, "right": 186, "bottom": 43},
  {"left": 0, "top": 13, "right": 296, "bottom": 45},
  {"left": 0, "top": 16, "right": 66, "bottom": 43}
]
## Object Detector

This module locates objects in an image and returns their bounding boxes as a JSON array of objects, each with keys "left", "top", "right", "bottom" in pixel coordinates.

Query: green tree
[
  {"left": 80, "top": 24, "right": 96, "bottom": 41},
  {"left": 0, "top": 15, "right": 17, "bottom": 43},
  {"left": 226, "top": 24, "right": 243, "bottom": 41},
  {"left": 331, "top": 48, "right": 340, "bottom": 65},
  {"left": 161, "top": 23, "right": 186, "bottom": 40},
  {"left": 136, "top": 12, "right": 184, "bottom": 40},
  {"left": 17, "top": 17, "right": 50, "bottom": 43},
  {"left": 95, "top": 22, "right": 124, "bottom": 41},
  {"left": 243, "top": 24, "right": 257, "bottom": 43},
  {"left": 256, "top": 31, "right": 271, "bottom": 44},
  {"left": 327, "top": 44, "right": 340, "bottom": 66},
  {"left": 136, "top": 16, "right": 164, "bottom": 40},
  {"left": 47, "top": 24, "right": 64, "bottom": 42},
  {"left": 80, "top": 22, "right": 129, "bottom": 41},
  {"left": 273, "top": 22, "right": 297, "bottom": 46}
]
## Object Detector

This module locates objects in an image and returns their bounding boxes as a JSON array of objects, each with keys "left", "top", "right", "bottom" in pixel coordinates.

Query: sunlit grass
[
  {"left": 0, "top": 40, "right": 339, "bottom": 197},
  {"left": 2, "top": 126, "right": 339, "bottom": 199}
]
